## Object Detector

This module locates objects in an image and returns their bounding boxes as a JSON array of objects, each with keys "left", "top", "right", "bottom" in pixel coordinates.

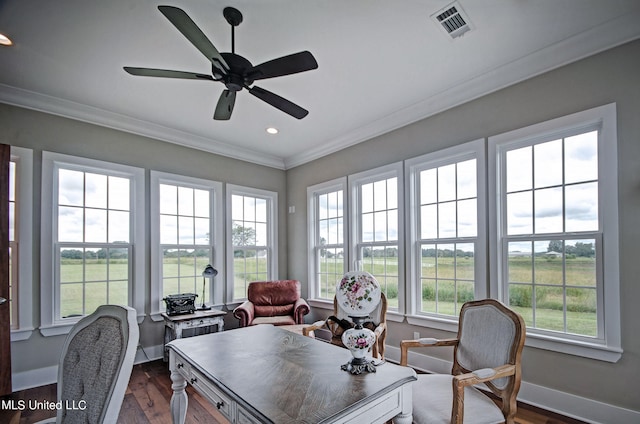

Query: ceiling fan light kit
[{"left": 124, "top": 5, "right": 318, "bottom": 121}]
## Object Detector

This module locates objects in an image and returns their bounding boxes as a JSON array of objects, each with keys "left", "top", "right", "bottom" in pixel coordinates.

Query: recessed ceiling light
[
  {"left": 0, "top": 33, "right": 13, "bottom": 46},
  {"left": 266, "top": 127, "right": 279, "bottom": 135}
]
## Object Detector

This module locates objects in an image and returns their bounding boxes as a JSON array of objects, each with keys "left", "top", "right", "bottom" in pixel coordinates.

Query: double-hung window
[
  {"left": 150, "top": 172, "right": 223, "bottom": 320},
  {"left": 9, "top": 147, "right": 34, "bottom": 341},
  {"left": 489, "top": 103, "right": 621, "bottom": 361},
  {"left": 307, "top": 178, "right": 347, "bottom": 301},
  {"left": 41, "top": 152, "right": 145, "bottom": 335},
  {"left": 406, "top": 140, "right": 486, "bottom": 329},
  {"left": 226, "top": 185, "right": 277, "bottom": 302},
  {"left": 349, "top": 163, "right": 404, "bottom": 314}
]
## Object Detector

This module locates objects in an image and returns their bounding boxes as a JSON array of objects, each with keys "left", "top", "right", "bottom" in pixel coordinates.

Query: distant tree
[
  {"left": 547, "top": 240, "right": 563, "bottom": 253},
  {"left": 232, "top": 225, "right": 256, "bottom": 246}
]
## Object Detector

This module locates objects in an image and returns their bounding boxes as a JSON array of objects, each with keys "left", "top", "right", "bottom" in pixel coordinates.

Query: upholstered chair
[
  {"left": 37, "top": 305, "right": 139, "bottom": 424},
  {"left": 303, "top": 293, "right": 387, "bottom": 359},
  {"left": 233, "top": 280, "right": 310, "bottom": 327},
  {"left": 399, "top": 298, "right": 526, "bottom": 424}
]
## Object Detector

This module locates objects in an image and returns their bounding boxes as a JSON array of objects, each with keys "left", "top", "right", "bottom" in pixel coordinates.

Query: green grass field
[{"left": 60, "top": 255, "right": 598, "bottom": 337}]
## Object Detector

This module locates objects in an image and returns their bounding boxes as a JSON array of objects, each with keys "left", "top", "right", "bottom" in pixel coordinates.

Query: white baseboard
[
  {"left": 384, "top": 345, "right": 640, "bottom": 424},
  {"left": 11, "top": 344, "right": 165, "bottom": 392}
]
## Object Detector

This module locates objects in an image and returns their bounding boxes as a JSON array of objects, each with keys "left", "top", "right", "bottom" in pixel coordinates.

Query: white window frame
[
  {"left": 9, "top": 147, "right": 34, "bottom": 341},
  {"left": 150, "top": 171, "right": 223, "bottom": 321},
  {"left": 405, "top": 139, "right": 487, "bottom": 332},
  {"left": 349, "top": 162, "right": 405, "bottom": 321},
  {"left": 225, "top": 184, "right": 278, "bottom": 304},
  {"left": 488, "top": 103, "right": 621, "bottom": 362},
  {"left": 307, "top": 177, "right": 348, "bottom": 307},
  {"left": 40, "top": 152, "right": 145, "bottom": 336}
]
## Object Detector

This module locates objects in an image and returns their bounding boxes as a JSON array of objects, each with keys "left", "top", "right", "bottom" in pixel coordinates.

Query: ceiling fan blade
[
  {"left": 249, "top": 86, "right": 309, "bottom": 119},
  {"left": 124, "top": 67, "right": 214, "bottom": 80},
  {"left": 214, "top": 90, "right": 236, "bottom": 120},
  {"left": 247, "top": 51, "right": 318, "bottom": 81},
  {"left": 158, "top": 5, "right": 229, "bottom": 72}
]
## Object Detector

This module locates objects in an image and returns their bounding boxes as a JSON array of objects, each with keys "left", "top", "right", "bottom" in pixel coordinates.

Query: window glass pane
[
  {"left": 566, "top": 288, "right": 597, "bottom": 336},
  {"left": 86, "top": 248, "right": 107, "bottom": 281},
  {"left": 387, "top": 178, "right": 398, "bottom": 208},
  {"left": 178, "top": 187, "right": 194, "bottom": 216},
  {"left": 455, "top": 243, "right": 475, "bottom": 280},
  {"left": 361, "top": 183, "right": 373, "bottom": 213},
  {"left": 508, "top": 241, "right": 532, "bottom": 284},
  {"left": 507, "top": 191, "right": 532, "bottom": 235},
  {"left": 457, "top": 199, "right": 477, "bottom": 237},
  {"left": 256, "top": 198, "right": 267, "bottom": 222},
  {"left": 457, "top": 159, "right": 476, "bottom": 199},
  {"left": 60, "top": 283, "right": 83, "bottom": 317},
  {"left": 438, "top": 164, "right": 456, "bottom": 202},
  {"left": 109, "top": 248, "right": 129, "bottom": 280},
  {"left": 109, "top": 176, "right": 130, "bottom": 211},
  {"left": 420, "top": 169, "right": 437, "bottom": 204},
  {"left": 58, "top": 206, "right": 84, "bottom": 242},
  {"left": 194, "top": 217, "right": 209, "bottom": 245},
  {"left": 565, "top": 182, "right": 598, "bottom": 232},
  {"left": 421, "top": 244, "right": 436, "bottom": 279},
  {"left": 85, "top": 209, "right": 107, "bottom": 243},
  {"left": 387, "top": 209, "right": 398, "bottom": 241},
  {"left": 58, "top": 169, "right": 84, "bottom": 206},
  {"left": 319, "top": 193, "right": 328, "bottom": 220},
  {"left": 534, "top": 187, "right": 563, "bottom": 233},
  {"left": 178, "top": 216, "right": 194, "bottom": 244},
  {"left": 108, "top": 210, "right": 129, "bottom": 243},
  {"left": 565, "top": 131, "right": 598, "bottom": 184},
  {"left": 109, "top": 280, "right": 128, "bottom": 306},
  {"left": 194, "top": 189, "right": 209, "bottom": 218},
  {"left": 506, "top": 146, "right": 532, "bottom": 192},
  {"left": 255, "top": 223, "right": 267, "bottom": 245},
  {"left": 534, "top": 240, "right": 563, "bottom": 285},
  {"left": 362, "top": 213, "right": 374, "bottom": 242},
  {"left": 438, "top": 202, "right": 456, "bottom": 238},
  {"left": 420, "top": 204, "right": 437, "bottom": 239},
  {"left": 374, "top": 211, "right": 387, "bottom": 242},
  {"left": 160, "top": 184, "right": 177, "bottom": 215},
  {"left": 85, "top": 173, "right": 107, "bottom": 209},
  {"left": 160, "top": 215, "right": 177, "bottom": 244},
  {"left": 566, "top": 239, "right": 596, "bottom": 287},
  {"left": 244, "top": 197, "right": 255, "bottom": 221},
  {"left": 231, "top": 195, "right": 244, "bottom": 220},
  {"left": 534, "top": 139, "right": 562, "bottom": 188},
  {"left": 373, "top": 180, "right": 387, "bottom": 211}
]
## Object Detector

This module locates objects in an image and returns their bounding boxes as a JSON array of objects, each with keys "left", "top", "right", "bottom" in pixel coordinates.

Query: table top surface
[
  {"left": 161, "top": 309, "right": 227, "bottom": 322},
  {"left": 168, "top": 325, "right": 416, "bottom": 424}
]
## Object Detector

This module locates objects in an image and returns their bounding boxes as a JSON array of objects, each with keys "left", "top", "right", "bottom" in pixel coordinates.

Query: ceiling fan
[{"left": 124, "top": 6, "right": 318, "bottom": 120}]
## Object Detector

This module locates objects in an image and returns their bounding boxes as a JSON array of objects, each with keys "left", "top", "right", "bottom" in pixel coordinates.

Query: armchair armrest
[
  {"left": 399, "top": 337, "right": 458, "bottom": 366},
  {"left": 450, "top": 364, "right": 517, "bottom": 424},
  {"left": 293, "top": 298, "right": 311, "bottom": 324},
  {"left": 302, "top": 320, "right": 326, "bottom": 337},
  {"left": 233, "top": 300, "right": 255, "bottom": 327}
]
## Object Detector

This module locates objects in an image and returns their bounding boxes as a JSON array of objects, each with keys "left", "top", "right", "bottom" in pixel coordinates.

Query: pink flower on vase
[{"left": 356, "top": 337, "right": 369, "bottom": 348}]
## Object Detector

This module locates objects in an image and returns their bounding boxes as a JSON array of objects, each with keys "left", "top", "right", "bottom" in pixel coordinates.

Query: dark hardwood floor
[{"left": 0, "top": 360, "right": 586, "bottom": 424}]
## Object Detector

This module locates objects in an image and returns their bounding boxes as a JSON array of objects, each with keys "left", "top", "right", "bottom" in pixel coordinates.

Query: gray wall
[
  {"left": 0, "top": 104, "right": 288, "bottom": 373},
  {"left": 286, "top": 39, "right": 640, "bottom": 411}
]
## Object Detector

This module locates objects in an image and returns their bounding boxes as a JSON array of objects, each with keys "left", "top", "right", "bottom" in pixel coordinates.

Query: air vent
[{"left": 432, "top": 2, "right": 471, "bottom": 39}]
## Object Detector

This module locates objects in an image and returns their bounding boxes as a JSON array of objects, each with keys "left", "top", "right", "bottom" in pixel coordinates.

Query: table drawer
[
  {"left": 189, "top": 368, "right": 233, "bottom": 419},
  {"left": 236, "top": 405, "right": 262, "bottom": 424},
  {"left": 184, "top": 316, "right": 222, "bottom": 328}
]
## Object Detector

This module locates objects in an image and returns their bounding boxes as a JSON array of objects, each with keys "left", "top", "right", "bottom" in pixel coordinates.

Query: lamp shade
[
  {"left": 336, "top": 271, "right": 381, "bottom": 317},
  {"left": 202, "top": 264, "right": 218, "bottom": 278}
]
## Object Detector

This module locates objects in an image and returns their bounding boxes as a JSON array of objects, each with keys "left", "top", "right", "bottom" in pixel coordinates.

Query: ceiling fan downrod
[{"left": 223, "top": 7, "right": 243, "bottom": 54}]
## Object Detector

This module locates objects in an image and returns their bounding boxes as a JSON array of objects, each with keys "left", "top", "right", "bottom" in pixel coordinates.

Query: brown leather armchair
[{"left": 233, "top": 280, "right": 310, "bottom": 327}]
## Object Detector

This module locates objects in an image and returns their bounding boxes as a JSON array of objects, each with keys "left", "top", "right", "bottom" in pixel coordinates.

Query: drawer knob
[
  {"left": 177, "top": 363, "right": 184, "bottom": 368},
  {"left": 190, "top": 377, "right": 197, "bottom": 384},
  {"left": 216, "top": 401, "right": 224, "bottom": 410}
]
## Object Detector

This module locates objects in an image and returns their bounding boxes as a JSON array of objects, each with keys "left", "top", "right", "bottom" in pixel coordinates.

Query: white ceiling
[{"left": 1, "top": 1, "right": 639, "bottom": 169}]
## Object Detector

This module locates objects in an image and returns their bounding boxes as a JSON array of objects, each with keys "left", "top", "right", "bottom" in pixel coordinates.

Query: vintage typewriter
[{"left": 163, "top": 293, "right": 198, "bottom": 316}]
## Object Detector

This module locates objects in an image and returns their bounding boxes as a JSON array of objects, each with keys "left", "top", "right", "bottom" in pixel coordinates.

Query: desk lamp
[{"left": 199, "top": 264, "right": 218, "bottom": 311}]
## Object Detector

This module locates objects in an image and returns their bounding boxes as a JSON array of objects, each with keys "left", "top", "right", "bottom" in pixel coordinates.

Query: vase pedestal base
[{"left": 341, "top": 357, "right": 377, "bottom": 375}]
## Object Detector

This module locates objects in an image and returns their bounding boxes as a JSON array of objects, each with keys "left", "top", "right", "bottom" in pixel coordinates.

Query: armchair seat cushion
[
  {"left": 233, "top": 280, "right": 310, "bottom": 327},
  {"left": 413, "top": 374, "right": 504, "bottom": 424},
  {"left": 251, "top": 316, "right": 296, "bottom": 326}
]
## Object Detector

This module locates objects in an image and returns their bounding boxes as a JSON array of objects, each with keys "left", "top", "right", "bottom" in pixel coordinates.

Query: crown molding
[{"left": 0, "top": 84, "right": 286, "bottom": 170}]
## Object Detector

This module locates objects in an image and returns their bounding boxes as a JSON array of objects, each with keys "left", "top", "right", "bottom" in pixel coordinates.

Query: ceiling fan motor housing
[{"left": 218, "top": 52, "right": 254, "bottom": 91}]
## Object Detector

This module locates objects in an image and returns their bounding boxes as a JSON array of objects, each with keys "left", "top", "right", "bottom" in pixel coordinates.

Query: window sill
[
  {"left": 39, "top": 323, "right": 75, "bottom": 337},
  {"left": 10, "top": 328, "right": 35, "bottom": 342}
]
